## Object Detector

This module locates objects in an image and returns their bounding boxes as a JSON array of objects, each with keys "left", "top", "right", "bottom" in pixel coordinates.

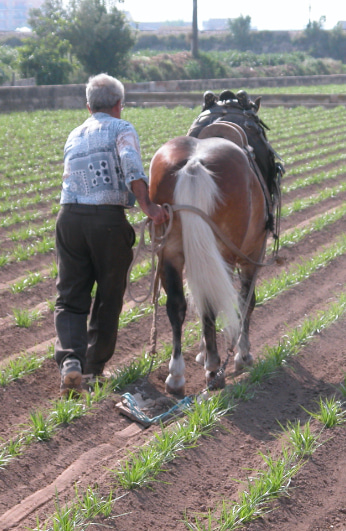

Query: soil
[{"left": 0, "top": 124, "right": 345, "bottom": 530}]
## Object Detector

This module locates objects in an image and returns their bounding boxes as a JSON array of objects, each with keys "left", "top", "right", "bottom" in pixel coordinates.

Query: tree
[
  {"left": 18, "top": 34, "right": 73, "bottom": 84},
  {"left": 18, "top": 0, "right": 74, "bottom": 84},
  {"left": 18, "top": 0, "right": 134, "bottom": 84},
  {"left": 302, "top": 17, "right": 329, "bottom": 57},
  {"left": 65, "top": 0, "right": 134, "bottom": 76},
  {"left": 328, "top": 25, "right": 346, "bottom": 62},
  {"left": 27, "top": 0, "right": 69, "bottom": 37},
  {"left": 228, "top": 15, "right": 252, "bottom": 51},
  {"left": 0, "top": 45, "right": 19, "bottom": 85}
]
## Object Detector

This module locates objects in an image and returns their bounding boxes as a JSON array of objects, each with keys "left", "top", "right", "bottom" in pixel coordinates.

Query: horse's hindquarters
[{"left": 149, "top": 134, "right": 269, "bottom": 392}]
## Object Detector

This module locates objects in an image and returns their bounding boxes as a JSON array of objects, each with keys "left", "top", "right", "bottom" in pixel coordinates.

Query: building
[
  {"left": 202, "top": 18, "right": 230, "bottom": 31},
  {"left": 0, "top": 0, "right": 42, "bottom": 31}
]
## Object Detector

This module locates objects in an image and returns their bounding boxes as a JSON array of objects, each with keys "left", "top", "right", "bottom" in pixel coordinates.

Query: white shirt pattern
[{"left": 61, "top": 112, "right": 148, "bottom": 206}]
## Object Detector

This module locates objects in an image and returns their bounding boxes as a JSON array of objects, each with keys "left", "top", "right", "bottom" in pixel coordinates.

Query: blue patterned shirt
[{"left": 61, "top": 112, "right": 149, "bottom": 206}]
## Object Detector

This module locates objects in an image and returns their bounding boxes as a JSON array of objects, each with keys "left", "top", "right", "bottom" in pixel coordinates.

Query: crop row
[
  {"left": 23, "top": 294, "right": 346, "bottom": 530},
  {"left": 0, "top": 106, "right": 345, "bottom": 177},
  {"left": 1, "top": 213, "right": 345, "bottom": 457},
  {"left": 0, "top": 104, "right": 345, "bottom": 529},
  {"left": 0, "top": 152, "right": 344, "bottom": 266}
]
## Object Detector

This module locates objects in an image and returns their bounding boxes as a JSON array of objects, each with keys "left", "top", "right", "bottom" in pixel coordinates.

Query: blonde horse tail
[{"left": 174, "top": 157, "right": 239, "bottom": 342}]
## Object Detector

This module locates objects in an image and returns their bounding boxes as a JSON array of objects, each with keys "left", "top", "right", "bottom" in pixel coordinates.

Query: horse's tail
[{"left": 174, "top": 157, "right": 239, "bottom": 342}]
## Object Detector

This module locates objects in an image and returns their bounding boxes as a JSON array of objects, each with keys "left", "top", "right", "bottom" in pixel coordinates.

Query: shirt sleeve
[{"left": 116, "top": 123, "right": 149, "bottom": 192}]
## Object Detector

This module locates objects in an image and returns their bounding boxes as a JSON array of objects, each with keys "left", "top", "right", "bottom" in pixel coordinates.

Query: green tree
[
  {"left": 18, "top": 0, "right": 74, "bottom": 84},
  {"left": 66, "top": 0, "right": 134, "bottom": 76},
  {"left": 0, "top": 45, "right": 19, "bottom": 84},
  {"left": 228, "top": 14, "right": 252, "bottom": 51},
  {"left": 297, "top": 17, "right": 329, "bottom": 57},
  {"left": 18, "top": 0, "right": 134, "bottom": 84},
  {"left": 27, "top": 0, "right": 69, "bottom": 37},
  {"left": 18, "top": 34, "right": 73, "bottom": 84},
  {"left": 326, "top": 24, "right": 346, "bottom": 62}
]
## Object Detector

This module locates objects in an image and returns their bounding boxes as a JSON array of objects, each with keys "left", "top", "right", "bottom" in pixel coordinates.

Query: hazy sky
[{"left": 119, "top": 0, "right": 344, "bottom": 31}]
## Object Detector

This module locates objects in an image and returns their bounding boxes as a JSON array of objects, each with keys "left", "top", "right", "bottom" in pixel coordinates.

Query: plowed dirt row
[{"left": 0, "top": 117, "right": 345, "bottom": 530}]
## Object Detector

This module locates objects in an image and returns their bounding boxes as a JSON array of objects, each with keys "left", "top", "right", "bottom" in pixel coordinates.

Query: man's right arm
[{"left": 131, "top": 179, "right": 169, "bottom": 225}]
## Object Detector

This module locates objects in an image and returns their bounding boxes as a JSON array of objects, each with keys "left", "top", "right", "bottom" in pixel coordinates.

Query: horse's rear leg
[
  {"left": 196, "top": 337, "right": 206, "bottom": 365},
  {"left": 234, "top": 271, "right": 256, "bottom": 371},
  {"left": 202, "top": 312, "right": 225, "bottom": 389},
  {"left": 162, "top": 261, "right": 187, "bottom": 395}
]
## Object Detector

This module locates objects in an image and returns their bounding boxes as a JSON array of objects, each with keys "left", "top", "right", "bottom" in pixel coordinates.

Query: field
[{"left": 0, "top": 102, "right": 345, "bottom": 530}]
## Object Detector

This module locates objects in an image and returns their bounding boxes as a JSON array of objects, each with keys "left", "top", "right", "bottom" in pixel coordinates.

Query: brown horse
[{"left": 149, "top": 132, "right": 268, "bottom": 395}]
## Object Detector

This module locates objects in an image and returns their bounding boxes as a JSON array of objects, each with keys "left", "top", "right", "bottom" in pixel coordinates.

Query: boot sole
[{"left": 60, "top": 370, "right": 84, "bottom": 397}]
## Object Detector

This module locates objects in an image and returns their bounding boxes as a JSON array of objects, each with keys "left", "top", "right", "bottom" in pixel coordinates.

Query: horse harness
[{"left": 188, "top": 89, "right": 285, "bottom": 253}]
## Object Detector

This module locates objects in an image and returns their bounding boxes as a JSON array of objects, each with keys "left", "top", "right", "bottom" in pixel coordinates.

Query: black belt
[{"left": 61, "top": 203, "right": 125, "bottom": 213}]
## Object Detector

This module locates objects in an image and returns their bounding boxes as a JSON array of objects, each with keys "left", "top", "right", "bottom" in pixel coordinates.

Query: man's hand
[
  {"left": 146, "top": 203, "right": 169, "bottom": 225},
  {"left": 131, "top": 179, "right": 169, "bottom": 225}
]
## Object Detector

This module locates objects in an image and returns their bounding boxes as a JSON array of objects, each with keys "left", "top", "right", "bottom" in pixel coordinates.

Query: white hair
[{"left": 86, "top": 73, "right": 124, "bottom": 112}]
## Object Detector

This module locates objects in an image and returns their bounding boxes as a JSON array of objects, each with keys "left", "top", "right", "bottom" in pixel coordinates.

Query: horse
[{"left": 149, "top": 130, "right": 269, "bottom": 396}]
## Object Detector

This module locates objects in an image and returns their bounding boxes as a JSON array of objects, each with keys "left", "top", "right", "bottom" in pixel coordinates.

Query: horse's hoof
[
  {"left": 234, "top": 352, "right": 253, "bottom": 372},
  {"left": 165, "top": 383, "right": 185, "bottom": 396},
  {"left": 165, "top": 375, "right": 185, "bottom": 396},
  {"left": 195, "top": 352, "right": 205, "bottom": 366},
  {"left": 206, "top": 370, "right": 225, "bottom": 390}
]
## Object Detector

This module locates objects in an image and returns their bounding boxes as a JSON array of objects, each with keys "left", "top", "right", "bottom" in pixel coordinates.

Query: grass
[
  {"left": 209, "top": 449, "right": 302, "bottom": 531},
  {"left": 1, "top": 227, "right": 343, "bottom": 390},
  {"left": 201, "top": 390, "right": 346, "bottom": 531},
  {"left": 12, "top": 307, "right": 42, "bottom": 327},
  {"left": 32, "top": 488, "right": 122, "bottom": 531},
  {"left": 257, "top": 233, "right": 346, "bottom": 304},
  {"left": 1, "top": 235, "right": 55, "bottom": 266},
  {"left": 49, "top": 397, "right": 91, "bottom": 426},
  {"left": 113, "top": 292, "right": 345, "bottom": 491},
  {"left": 27, "top": 411, "right": 55, "bottom": 442},
  {"left": 0, "top": 347, "right": 169, "bottom": 470},
  {"left": 303, "top": 396, "right": 346, "bottom": 428},
  {"left": 283, "top": 164, "right": 346, "bottom": 185},
  {"left": 0, "top": 353, "right": 46, "bottom": 386},
  {"left": 339, "top": 374, "right": 346, "bottom": 397},
  {"left": 277, "top": 419, "right": 322, "bottom": 458},
  {"left": 281, "top": 181, "right": 346, "bottom": 218},
  {"left": 267, "top": 203, "right": 346, "bottom": 253},
  {"left": 115, "top": 393, "right": 233, "bottom": 490},
  {"left": 9, "top": 220, "right": 55, "bottom": 242},
  {"left": 10, "top": 271, "right": 44, "bottom": 293}
]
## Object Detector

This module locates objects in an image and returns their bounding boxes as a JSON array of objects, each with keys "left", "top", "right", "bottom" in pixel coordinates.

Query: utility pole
[{"left": 191, "top": 0, "right": 198, "bottom": 58}]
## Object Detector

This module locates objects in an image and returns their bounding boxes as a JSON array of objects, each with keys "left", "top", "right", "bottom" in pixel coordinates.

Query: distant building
[
  {"left": 202, "top": 18, "right": 230, "bottom": 31},
  {"left": 131, "top": 21, "right": 191, "bottom": 32},
  {"left": 0, "top": 0, "right": 42, "bottom": 31},
  {"left": 123, "top": 12, "right": 191, "bottom": 33}
]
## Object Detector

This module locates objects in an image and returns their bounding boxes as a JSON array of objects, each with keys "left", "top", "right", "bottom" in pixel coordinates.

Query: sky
[{"left": 119, "top": 0, "right": 344, "bottom": 31}]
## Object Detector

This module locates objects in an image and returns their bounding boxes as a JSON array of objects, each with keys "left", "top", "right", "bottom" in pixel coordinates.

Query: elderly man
[{"left": 55, "top": 73, "right": 168, "bottom": 396}]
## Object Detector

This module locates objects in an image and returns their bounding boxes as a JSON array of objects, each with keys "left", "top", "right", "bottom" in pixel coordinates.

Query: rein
[
  {"left": 168, "top": 203, "right": 278, "bottom": 267},
  {"left": 126, "top": 201, "right": 276, "bottom": 382}
]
